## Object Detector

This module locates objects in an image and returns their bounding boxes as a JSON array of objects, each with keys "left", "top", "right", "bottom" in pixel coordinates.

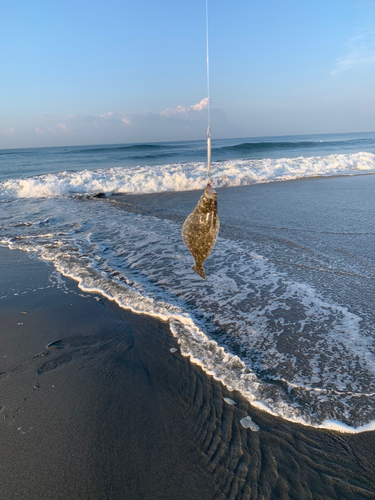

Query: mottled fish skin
[{"left": 181, "top": 184, "right": 220, "bottom": 280}]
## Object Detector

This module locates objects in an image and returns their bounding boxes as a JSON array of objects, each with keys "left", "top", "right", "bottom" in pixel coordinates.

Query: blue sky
[{"left": 1, "top": 0, "right": 375, "bottom": 148}]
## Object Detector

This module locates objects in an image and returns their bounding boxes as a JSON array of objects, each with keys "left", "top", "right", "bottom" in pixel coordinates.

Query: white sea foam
[
  {"left": 4, "top": 235, "right": 375, "bottom": 432},
  {"left": 0, "top": 151, "right": 374, "bottom": 199},
  {"left": 2, "top": 193, "right": 375, "bottom": 432},
  {"left": 318, "top": 419, "right": 375, "bottom": 433}
]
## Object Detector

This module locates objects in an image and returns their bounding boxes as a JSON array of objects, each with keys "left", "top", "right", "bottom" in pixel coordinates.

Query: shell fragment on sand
[
  {"left": 223, "top": 397, "right": 236, "bottom": 406},
  {"left": 170, "top": 347, "right": 178, "bottom": 353},
  {"left": 181, "top": 184, "right": 220, "bottom": 280},
  {"left": 240, "top": 416, "right": 260, "bottom": 432}
]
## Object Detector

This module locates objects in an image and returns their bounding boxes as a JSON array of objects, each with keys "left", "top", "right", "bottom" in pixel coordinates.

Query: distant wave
[
  {"left": 75, "top": 144, "right": 167, "bottom": 154},
  {"left": 125, "top": 151, "right": 182, "bottom": 161},
  {"left": 1, "top": 151, "right": 375, "bottom": 199},
  {"left": 0, "top": 143, "right": 167, "bottom": 157},
  {"left": 0, "top": 149, "right": 41, "bottom": 156},
  {"left": 214, "top": 138, "right": 375, "bottom": 155}
]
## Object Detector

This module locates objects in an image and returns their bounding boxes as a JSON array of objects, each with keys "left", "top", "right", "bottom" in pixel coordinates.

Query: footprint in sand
[{"left": 36, "top": 334, "right": 134, "bottom": 375}]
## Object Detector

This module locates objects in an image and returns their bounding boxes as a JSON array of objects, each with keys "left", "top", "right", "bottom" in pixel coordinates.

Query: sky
[{"left": 1, "top": 0, "right": 375, "bottom": 148}]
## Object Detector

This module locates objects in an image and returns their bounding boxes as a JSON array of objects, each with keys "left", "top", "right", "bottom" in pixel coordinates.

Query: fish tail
[{"left": 191, "top": 265, "right": 206, "bottom": 280}]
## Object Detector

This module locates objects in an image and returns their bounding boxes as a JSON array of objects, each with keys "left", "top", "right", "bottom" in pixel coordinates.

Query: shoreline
[
  {"left": 1, "top": 247, "right": 375, "bottom": 499},
  {"left": 4, "top": 238, "right": 375, "bottom": 435},
  {"left": 51, "top": 259, "right": 375, "bottom": 435},
  {"left": 3, "top": 172, "right": 375, "bottom": 434},
  {"left": 2, "top": 173, "right": 375, "bottom": 434}
]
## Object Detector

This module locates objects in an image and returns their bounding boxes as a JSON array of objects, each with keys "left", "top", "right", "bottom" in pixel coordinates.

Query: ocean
[{"left": 1, "top": 131, "right": 375, "bottom": 433}]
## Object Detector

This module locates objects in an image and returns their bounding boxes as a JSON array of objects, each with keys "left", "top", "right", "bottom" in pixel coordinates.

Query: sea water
[{"left": 1, "top": 132, "right": 375, "bottom": 432}]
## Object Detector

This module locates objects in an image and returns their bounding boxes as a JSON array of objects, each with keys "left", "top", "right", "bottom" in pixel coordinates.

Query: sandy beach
[
  {"left": 2, "top": 0, "right": 375, "bottom": 491},
  {"left": 1, "top": 246, "right": 374, "bottom": 500}
]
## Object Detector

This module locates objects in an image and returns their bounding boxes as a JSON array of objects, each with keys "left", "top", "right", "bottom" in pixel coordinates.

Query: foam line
[
  {"left": 2, "top": 238, "right": 375, "bottom": 433},
  {"left": 1, "top": 151, "right": 374, "bottom": 199}
]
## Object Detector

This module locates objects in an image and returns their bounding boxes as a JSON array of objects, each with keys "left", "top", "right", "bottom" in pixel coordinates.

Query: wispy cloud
[
  {"left": 121, "top": 116, "right": 131, "bottom": 126},
  {"left": 25, "top": 99, "right": 228, "bottom": 146},
  {"left": 98, "top": 112, "right": 132, "bottom": 126},
  {"left": 58, "top": 123, "right": 69, "bottom": 133},
  {"left": 35, "top": 115, "right": 87, "bottom": 135},
  {"left": 33, "top": 99, "right": 215, "bottom": 137},
  {"left": 332, "top": 28, "right": 375, "bottom": 75},
  {"left": 100, "top": 112, "right": 114, "bottom": 119},
  {"left": 5, "top": 127, "right": 15, "bottom": 136}
]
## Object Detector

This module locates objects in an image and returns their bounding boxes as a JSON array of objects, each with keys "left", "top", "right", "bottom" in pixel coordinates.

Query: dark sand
[{"left": 1, "top": 247, "right": 375, "bottom": 500}]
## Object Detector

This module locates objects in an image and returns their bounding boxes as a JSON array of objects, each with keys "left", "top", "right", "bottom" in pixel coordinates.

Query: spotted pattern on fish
[{"left": 181, "top": 184, "right": 220, "bottom": 280}]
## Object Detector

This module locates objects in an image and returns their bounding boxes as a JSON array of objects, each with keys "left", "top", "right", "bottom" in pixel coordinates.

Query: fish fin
[{"left": 191, "top": 265, "right": 206, "bottom": 280}]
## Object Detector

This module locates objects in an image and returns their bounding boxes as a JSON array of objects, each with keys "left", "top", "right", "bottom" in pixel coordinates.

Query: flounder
[{"left": 181, "top": 183, "right": 220, "bottom": 280}]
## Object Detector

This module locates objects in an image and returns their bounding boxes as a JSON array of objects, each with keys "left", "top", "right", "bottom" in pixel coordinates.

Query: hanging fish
[
  {"left": 181, "top": 183, "right": 219, "bottom": 280},
  {"left": 182, "top": 0, "right": 219, "bottom": 280}
]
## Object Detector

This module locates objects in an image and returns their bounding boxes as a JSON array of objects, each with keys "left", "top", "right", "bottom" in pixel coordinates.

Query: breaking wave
[{"left": 1, "top": 151, "right": 375, "bottom": 199}]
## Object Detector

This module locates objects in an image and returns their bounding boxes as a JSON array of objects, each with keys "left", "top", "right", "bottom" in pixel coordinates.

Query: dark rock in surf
[{"left": 181, "top": 184, "right": 220, "bottom": 280}]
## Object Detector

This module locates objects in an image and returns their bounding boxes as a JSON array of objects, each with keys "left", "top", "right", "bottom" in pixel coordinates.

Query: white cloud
[
  {"left": 160, "top": 98, "right": 209, "bottom": 118},
  {"left": 332, "top": 29, "right": 375, "bottom": 75},
  {"left": 25, "top": 100, "right": 228, "bottom": 146},
  {"left": 5, "top": 127, "right": 15, "bottom": 136},
  {"left": 40, "top": 122, "right": 70, "bottom": 134},
  {"left": 97, "top": 112, "right": 132, "bottom": 127},
  {"left": 121, "top": 116, "right": 131, "bottom": 126},
  {"left": 190, "top": 97, "right": 209, "bottom": 111},
  {"left": 100, "top": 112, "right": 114, "bottom": 119},
  {"left": 58, "top": 123, "right": 69, "bottom": 133}
]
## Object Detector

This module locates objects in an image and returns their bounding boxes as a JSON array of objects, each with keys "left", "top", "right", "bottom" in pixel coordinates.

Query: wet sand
[{"left": 1, "top": 247, "right": 375, "bottom": 500}]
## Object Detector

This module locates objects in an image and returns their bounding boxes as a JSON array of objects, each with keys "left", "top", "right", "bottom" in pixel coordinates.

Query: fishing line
[{"left": 206, "top": 0, "right": 211, "bottom": 183}]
